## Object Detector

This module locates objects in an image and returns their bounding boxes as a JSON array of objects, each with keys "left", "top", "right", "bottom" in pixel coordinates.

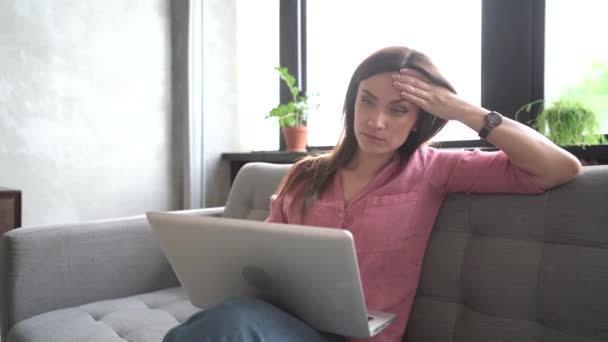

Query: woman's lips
[{"left": 361, "top": 132, "right": 384, "bottom": 142}]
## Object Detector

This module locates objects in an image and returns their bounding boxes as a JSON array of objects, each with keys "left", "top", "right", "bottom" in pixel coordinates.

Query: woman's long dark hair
[{"left": 275, "top": 47, "right": 457, "bottom": 213}]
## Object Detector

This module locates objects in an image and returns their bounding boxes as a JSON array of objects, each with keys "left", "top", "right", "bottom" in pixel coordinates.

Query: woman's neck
[{"left": 346, "top": 150, "right": 395, "bottom": 178}]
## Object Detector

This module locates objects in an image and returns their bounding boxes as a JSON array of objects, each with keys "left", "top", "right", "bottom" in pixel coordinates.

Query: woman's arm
[
  {"left": 452, "top": 106, "right": 581, "bottom": 189},
  {"left": 394, "top": 70, "right": 582, "bottom": 190}
]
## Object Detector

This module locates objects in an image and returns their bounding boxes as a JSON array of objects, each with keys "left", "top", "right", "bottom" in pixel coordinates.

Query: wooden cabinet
[{"left": 0, "top": 187, "right": 21, "bottom": 234}]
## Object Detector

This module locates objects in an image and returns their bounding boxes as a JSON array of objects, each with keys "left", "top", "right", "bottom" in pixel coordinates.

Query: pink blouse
[{"left": 265, "top": 145, "right": 544, "bottom": 342}]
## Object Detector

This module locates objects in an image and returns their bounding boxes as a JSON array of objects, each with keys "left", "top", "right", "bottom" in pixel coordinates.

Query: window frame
[{"left": 278, "top": 0, "right": 306, "bottom": 150}]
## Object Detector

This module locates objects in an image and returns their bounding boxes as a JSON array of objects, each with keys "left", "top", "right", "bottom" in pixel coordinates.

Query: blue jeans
[{"left": 163, "top": 297, "right": 347, "bottom": 342}]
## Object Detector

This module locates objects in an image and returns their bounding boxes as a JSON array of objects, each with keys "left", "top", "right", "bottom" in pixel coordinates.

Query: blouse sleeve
[{"left": 424, "top": 147, "right": 544, "bottom": 194}]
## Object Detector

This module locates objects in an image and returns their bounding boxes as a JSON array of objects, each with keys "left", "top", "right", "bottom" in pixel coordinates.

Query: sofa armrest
[{"left": 0, "top": 207, "right": 224, "bottom": 338}]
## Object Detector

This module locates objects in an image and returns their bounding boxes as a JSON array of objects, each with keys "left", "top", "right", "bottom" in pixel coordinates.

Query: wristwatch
[{"left": 478, "top": 111, "right": 503, "bottom": 139}]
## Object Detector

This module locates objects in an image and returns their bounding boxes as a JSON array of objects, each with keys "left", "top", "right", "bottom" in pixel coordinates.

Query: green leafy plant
[
  {"left": 562, "top": 60, "right": 608, "bottom": 130},
  {"left": 265, "top": 66, "right": 316, "bottom": 127},
  {"left": 516, "top": 97, "right": 606, "bottom": 146}
]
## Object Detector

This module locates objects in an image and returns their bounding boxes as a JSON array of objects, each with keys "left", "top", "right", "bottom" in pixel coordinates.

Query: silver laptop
[{"left": 147, "top": 211, "right": 396, "bottom": 338}]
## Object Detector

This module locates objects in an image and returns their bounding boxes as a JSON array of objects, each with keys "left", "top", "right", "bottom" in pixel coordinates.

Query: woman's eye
[
  {"left": 361, "top": 98, "right": 373, "bottom": 105},
  {"left": 391, "top": 107, "right": 407, "bottom": 115}
]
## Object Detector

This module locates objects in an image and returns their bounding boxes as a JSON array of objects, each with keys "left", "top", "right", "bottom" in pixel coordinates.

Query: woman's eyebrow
[
  {"left": 389, "top": 98, "right": 408, "bottom": 105},
  {"left": 360, "top": 89, "right": 378, "bottom": 100},
  {"left": 360, "top": 89, "right": 405, "bottom": 104}
]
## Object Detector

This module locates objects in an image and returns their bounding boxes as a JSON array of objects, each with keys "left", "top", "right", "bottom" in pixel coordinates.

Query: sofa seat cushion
[{"left": 8, "top": 287, "right": 200, "bottom": 342}]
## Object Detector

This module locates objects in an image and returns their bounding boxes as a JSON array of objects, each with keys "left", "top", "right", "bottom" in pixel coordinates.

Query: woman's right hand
[{"left": 392, "top": 68, "right": 473, "bottom": 121}]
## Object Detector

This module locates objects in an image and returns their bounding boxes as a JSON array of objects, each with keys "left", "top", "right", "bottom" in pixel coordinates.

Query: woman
[{"left": 164, "top": 47, "right": 581, "bottom": 342}]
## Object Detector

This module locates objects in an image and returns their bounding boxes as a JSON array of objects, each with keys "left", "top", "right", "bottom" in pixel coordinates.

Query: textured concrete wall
[
  {"left": 0, "top": 0, "right": 182, "bottom": 226},
  {"left": 199, "top": 0, "right": 280, "bottom": 207},
  {"left": 201, "top": 0, "right": 238, "bottom": 207}
]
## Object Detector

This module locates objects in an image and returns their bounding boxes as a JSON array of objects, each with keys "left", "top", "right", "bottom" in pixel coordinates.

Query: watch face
[{"left": 487, "top": 112, "right": 502, "bottom": 127}]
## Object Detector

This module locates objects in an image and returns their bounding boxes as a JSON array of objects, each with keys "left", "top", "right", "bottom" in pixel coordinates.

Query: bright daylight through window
[{"left": 545, "top": 0, "right": 608, "bottom": 134}]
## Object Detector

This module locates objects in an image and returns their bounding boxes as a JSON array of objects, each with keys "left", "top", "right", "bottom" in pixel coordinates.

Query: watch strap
[{"left": 479, "top": 126, "right": 491, "bottom": 139}]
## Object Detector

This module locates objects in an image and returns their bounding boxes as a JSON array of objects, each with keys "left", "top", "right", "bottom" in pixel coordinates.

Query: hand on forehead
[{"left": 399, "top": 68, "right": 429, "bottom": 81}]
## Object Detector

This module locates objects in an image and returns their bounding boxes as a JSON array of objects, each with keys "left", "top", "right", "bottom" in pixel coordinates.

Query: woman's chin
[{"left": 358, "top": 143, "right": 392, "bottom": 156}]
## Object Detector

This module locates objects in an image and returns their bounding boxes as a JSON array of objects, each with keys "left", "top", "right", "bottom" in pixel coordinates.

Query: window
[
  {"left": 305, "top": 0, "right": 482, "bottom": 146},
  {"left": 545, "top": 0, "right": 608, "bottom": 133},
  {"left": 234, "top": 0, "right": 280, "bottom": 151}
]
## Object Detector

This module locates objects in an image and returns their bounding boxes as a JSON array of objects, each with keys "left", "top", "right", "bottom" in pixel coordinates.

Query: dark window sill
[
  {"left": 222, "top": 144, "right": 608, "bottom": 163},
  {"left": 221, "top": 150, "right": 309, "bottom": 163},
  {"left": 561, "top": 144, "right": 608, "bottom": 164}
]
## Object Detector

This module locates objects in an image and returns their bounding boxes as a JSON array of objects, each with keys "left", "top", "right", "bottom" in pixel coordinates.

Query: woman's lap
[{"left": 163, "top": 297, "right": 346, "bottom": 342}]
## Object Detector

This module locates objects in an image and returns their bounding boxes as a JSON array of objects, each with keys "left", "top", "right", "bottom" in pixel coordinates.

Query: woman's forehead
[{"left": 358, "top": 72, "right": 402, "bottom": 101}]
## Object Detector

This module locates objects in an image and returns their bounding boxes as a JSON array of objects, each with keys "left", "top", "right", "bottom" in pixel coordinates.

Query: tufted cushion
[
  {"left": 404, "top": 166, "right": 608, "bottom": 342},
  {"left": 7, "top": 287, "right": 200, "bottom": 342}
]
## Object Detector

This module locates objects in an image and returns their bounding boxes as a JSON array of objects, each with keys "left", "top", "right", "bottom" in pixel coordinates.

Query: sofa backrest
[
  {"left": 223, "top": 162, "right": 291, "bottom": 220},
  {"left": 226, "top": 163, "right": 608, "bottom": 341},
  {"left": 405, "top": 165, "right": 608, "bottom": 342}
]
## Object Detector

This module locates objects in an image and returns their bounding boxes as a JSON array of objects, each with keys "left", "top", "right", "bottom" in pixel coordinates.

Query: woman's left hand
[{"left": 392, "top": 68, "right": 471, "bottom": 121}]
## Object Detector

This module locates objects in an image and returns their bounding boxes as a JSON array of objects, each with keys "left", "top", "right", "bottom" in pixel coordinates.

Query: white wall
[
  {"left": 0, "top": 0, "right": 182, "bottom": 226},
  {"left": 199, "top": 0, "right": 279, "bottom": 207},
  {"left": 199, "top": 0, "right": 239, "bottom": 207}
]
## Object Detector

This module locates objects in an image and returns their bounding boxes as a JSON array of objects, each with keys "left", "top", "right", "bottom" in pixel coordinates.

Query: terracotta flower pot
[{"left": 282, "top": 126, "right": 308, "bottom": 152}]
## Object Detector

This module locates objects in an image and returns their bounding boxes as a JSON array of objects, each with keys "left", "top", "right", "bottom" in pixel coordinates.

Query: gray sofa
[{"left": 2, "top": 162, "right": 607, "bottom": 342}]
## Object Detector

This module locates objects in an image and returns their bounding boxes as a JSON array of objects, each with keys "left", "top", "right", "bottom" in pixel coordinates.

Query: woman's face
[{"left": 353, "top": 72, "right": 420, "bottom": 157}]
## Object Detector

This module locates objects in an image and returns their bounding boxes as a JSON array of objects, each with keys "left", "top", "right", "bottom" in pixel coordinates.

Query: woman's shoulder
[
  {"left": 287, "top": 154, "right": 325, "bottom": 176},
  {"left": 416, "top": 143, "right": 464, "bottom": 156},
  {"left": 410, "top": 144, "right": 464, "bottom": 168},
  {"left": 278, "top": 154, "right": 329, "bottom": 194}
]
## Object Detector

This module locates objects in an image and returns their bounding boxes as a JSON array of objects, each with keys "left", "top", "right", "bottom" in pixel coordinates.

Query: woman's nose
[{"left": 367, "top": 111, "right": 387, "bottom": 129}]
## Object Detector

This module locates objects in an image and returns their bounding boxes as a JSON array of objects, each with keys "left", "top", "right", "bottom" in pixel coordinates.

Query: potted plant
[
  {"left": 265, "top": 66, "right": 314, "bottom": 152},
  {"left": 516, "top": 97, "right": 606, "bottom": 146}
]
